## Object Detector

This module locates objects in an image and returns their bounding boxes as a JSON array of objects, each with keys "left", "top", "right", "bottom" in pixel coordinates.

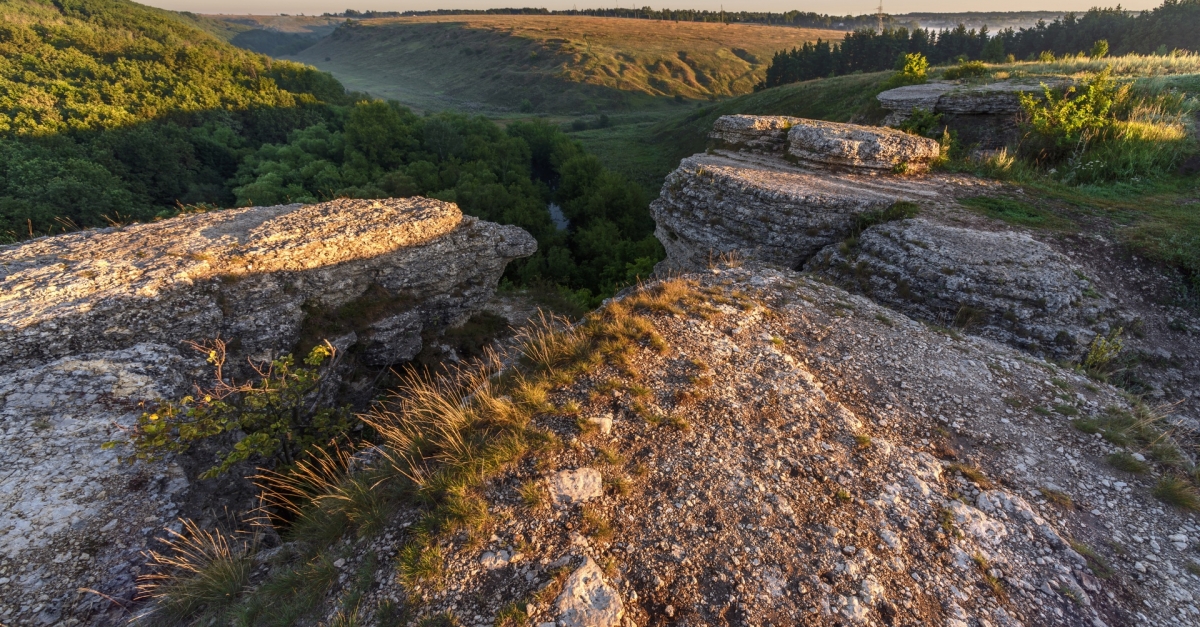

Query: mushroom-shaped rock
[
  {"left": 549, "top": 467, "right": 603, "bottom": 506},
  {"left": 786, "top": 119, "right": 940, "bottom": 171},
  {"left": 554, "top": 557, "right": 624, "bottom": 627}
]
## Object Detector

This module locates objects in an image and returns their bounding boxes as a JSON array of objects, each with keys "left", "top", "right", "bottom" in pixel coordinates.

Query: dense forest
[
  {"left": 0, "top": 0, "right": 659, "bottom": 300},
  {"left": 758, "top": 0, "right": 1200, "bottom": 89}
]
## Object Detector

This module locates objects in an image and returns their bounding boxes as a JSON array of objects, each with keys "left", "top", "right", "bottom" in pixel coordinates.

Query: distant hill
[
  {"left": 196, "top": 13, "right": 344, "bottom": 56},
  {"left": 286, "top": 15, "right": 845, "bottom": 113}
]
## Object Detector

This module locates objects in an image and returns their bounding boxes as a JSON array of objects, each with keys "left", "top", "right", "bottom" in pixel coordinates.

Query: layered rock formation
[
  {"left": 2, "top": 197, "right": 536, "bottom": 371},
  {"left": 876, "top": 80, "right": 1065, "bottom": 149},
  {"left": 653, "top": 115, "right": 1121, "bottom": 357},
  {"left": 0, "top": 197, "right": 534, "bottom": 624},
  {"left": 652, "top": 116, "right": 943, "bottom": 273},
  {"left": 806, "top": 219, "right": 1119, "bottom": 354}
]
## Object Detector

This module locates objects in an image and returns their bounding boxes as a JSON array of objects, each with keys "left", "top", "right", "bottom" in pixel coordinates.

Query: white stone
[
  {"left": 549, "top": 468, "right": 604, "bottom": 506},
  {"left": 553, "top": 557, "right": 624, "bottom": 627}
]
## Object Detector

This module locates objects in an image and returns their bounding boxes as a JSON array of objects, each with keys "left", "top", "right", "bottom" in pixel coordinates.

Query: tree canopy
[{"left": 0, "top": 0, "right": 661, "bottom": 300}]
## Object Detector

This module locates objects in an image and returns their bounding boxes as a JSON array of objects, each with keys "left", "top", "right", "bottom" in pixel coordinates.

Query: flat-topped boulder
[
  {"left": 785, "top": 119, "right": 941, "bottom": 172},
  {"left": 707, "top": 115, "right": 941, "bottom": 172},
  {"left": 877, "top": 79, "right": 1068, "bottom": 149},
  {"left": 804, "top": 218, "right": 1120, "bottom": 356},
  {"left": 0, "top": 197, "right": 535, "bottom": 622},
  {"left": 651, "top": 152, "right": 947, "bottom": 273},
  {"left": 1, "top": 197, "right": 536, "bottom": 371},
  {"left": 708, "top": 114, "right": 797, "bottom": 154}
]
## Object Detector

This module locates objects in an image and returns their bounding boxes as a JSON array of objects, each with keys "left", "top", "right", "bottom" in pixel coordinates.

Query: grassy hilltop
[{"left": 287, "top": 15, "right": 844, "bottom": 113}]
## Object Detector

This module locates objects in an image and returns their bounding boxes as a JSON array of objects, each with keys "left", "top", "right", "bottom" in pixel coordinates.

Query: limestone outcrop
[
  {"left": 786, "top": 118, "right": 941, "bottom": 171},
  {"left": 287, "top": 267, "right": 1199, "bottom": 627},
  {"left": 708, "top": 114, "right": 941, "bottom": 171},
  {"left": 1, "top": 197, "right": 536, "bottom": 371},
  {"left": 877, "top": 80, "right": 1066, "bottom": 149},
  {"left": 651, "top": 115, "right": 1124, "bottom": 357},
  {"left": 652, "top": 116, "right": 947, "bottom": 274},
  {"left": 804, "top": 218, "right": 1119, "bottom": 355},
  {"left": 0, "top": 197, "right": 534, "bottom": 624}
]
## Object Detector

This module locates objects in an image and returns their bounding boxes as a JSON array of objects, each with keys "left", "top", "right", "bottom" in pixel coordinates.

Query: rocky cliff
[
  {"left": 0, "top": 197, "right": 535, "bottom": 625},
  {"left": 652, "top": 115, "right": 1128, "bottom": 359}
]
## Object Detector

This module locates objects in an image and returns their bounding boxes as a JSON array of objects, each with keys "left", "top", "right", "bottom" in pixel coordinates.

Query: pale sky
[{"left": 142, "top": 0, "right": 1164, "bottom": 17}]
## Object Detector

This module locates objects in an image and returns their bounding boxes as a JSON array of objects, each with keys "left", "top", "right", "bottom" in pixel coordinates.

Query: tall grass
[
  {"left": 134, "top": 520, "right": 257, "bottom": 625},
  {"left": 990, "top": 52, "right": 1200, "bottom": 78}
]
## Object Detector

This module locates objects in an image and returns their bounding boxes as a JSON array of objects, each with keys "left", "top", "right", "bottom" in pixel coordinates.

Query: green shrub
[
  {"left": 1083, "top": 327, "right": 1124, "bottom": 378},
  {"left": 1091, "top": 39, "right": 1110, "bottom": 59},
  {"left": 109, "top": 339, "right": 352, "bottom": 478},
  {"left": 881, "top": 53, "right": 929, "bottom": 89},
  {"left": 943, "top": 60, "right": 989, "bottom": 80},
  {"left": 898, "top": 108, "right": 945, "bottom": 138},
  {"left": 1018, "top": 68, "right": 1123, "bottom": 165}
]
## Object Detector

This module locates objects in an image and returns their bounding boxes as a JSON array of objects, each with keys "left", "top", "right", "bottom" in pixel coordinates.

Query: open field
[{"left": 287, "top": 15, "right": 844, "bottom": 113}]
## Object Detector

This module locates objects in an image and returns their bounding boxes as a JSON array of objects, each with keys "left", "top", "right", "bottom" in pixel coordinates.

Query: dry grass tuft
[{"left": 135, "top": 519, "right": 256, "bottom": 623}]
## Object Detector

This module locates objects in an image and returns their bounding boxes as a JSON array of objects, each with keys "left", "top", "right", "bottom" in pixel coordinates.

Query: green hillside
[
  {"left": 0, "top": 0, "right": 663, "bottom": 301},
  {"left": 287, "top": 15, "right": 844, "bottom": 114},
  {"left": 0, "top": 0, "right": 345, "bottom": 136}
]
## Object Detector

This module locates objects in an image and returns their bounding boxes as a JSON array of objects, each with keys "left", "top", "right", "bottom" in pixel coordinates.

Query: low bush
[
  {"left": 110, "top": 339, "right": 352, "bottom": 478},
  {"left": 942, "top": 60, "right": 989, "bottom": 80}
]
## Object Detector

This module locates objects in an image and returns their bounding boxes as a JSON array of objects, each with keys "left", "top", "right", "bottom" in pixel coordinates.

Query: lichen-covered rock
[
  {"left": 554, "top": 557, "right": 624, "bottom": 627},
  {"left": 650, "top": 152, "right": 945, "bottom": 273},
  {"left": 876, "top": 82, "right": 954, "bottom": 120},
  {"left": 804, "top": 218, "right": 1118, "bottom": 355},
  {"left": 708, "top": 114, "right": 798, "bottom": 154},
  {"left": 785, "top": 119, "right": 940, "bottom": 171},
  {"left": 0, "top": 197, "right": 536, "bottom": 371},
  {"left": 0, "top": 197, "right": 535, "bottom": 624},
  {"left": 0, "top": 343, "right": 192, "bottom": 623}
]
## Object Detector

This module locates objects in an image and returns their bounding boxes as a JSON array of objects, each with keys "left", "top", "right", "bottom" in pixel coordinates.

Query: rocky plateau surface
[
  {"left": 298, "top": 266, "right": 1199, "bottom": 627},
  {"left": 876, "top": 80, "right": 1066, "bottom": 149},
  {"left": 0, "top": 198, "right": 535, "bottom": 625}
]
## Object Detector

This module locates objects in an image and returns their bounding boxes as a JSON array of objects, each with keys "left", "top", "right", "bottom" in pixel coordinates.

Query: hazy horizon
[{"left": 140, "top": 0, "right": 1165, "bottom": 19}]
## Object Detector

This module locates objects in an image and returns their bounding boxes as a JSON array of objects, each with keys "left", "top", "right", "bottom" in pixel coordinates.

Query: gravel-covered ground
[{"left": 292, "top": 265, "right": 1199, "bottom": 627}]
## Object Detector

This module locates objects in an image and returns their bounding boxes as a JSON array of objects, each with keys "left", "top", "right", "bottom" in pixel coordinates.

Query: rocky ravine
[
  {"left": 301, "top": 266, "right": 1199, "bottom": 627},
  {"left": 0, "top": 197, "right": 535, "bottom": 625}
]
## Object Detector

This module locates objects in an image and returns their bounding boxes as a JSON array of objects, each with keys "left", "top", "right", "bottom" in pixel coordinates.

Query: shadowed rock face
[
  {"left": 0, "top": 197, "right": 534, "bottom": 624},
  {"left": 651, "top": 152, "right": 945, "bottom": 273},
  {"left": 876, "top": 80, "right": 1067, "bottom": 149},
  {"left": 805, "top": 219, "right": 1119, "bottom": 355}
]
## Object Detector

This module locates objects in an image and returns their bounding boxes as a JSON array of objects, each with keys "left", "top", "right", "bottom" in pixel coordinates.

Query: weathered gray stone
[
  {"left": 549, "top": 467, "right": 603, "bottom": 506},
  {"left": 0, "top": 197, "right": 535, "bottom": 623},
  {"left": 708, "top": 114, "right": 799, "bottom": 155},
  {"left": 786, "top": 119, "right": 940, "bottom": 171},
  {"left": 804, "top": 218, "right": 1118, "bottom": 356},
  {"left": 877, "top": 80, "right": 1068, "bottom": 148},
  {"left": 0, "top": 197, "right": 536, "bottom": 373},
  {"left": 553, "top": 556, "right": 624, "bottom": 627},
  {"left": 650, "top": 152, "right": 945, "bottom": 273}
]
